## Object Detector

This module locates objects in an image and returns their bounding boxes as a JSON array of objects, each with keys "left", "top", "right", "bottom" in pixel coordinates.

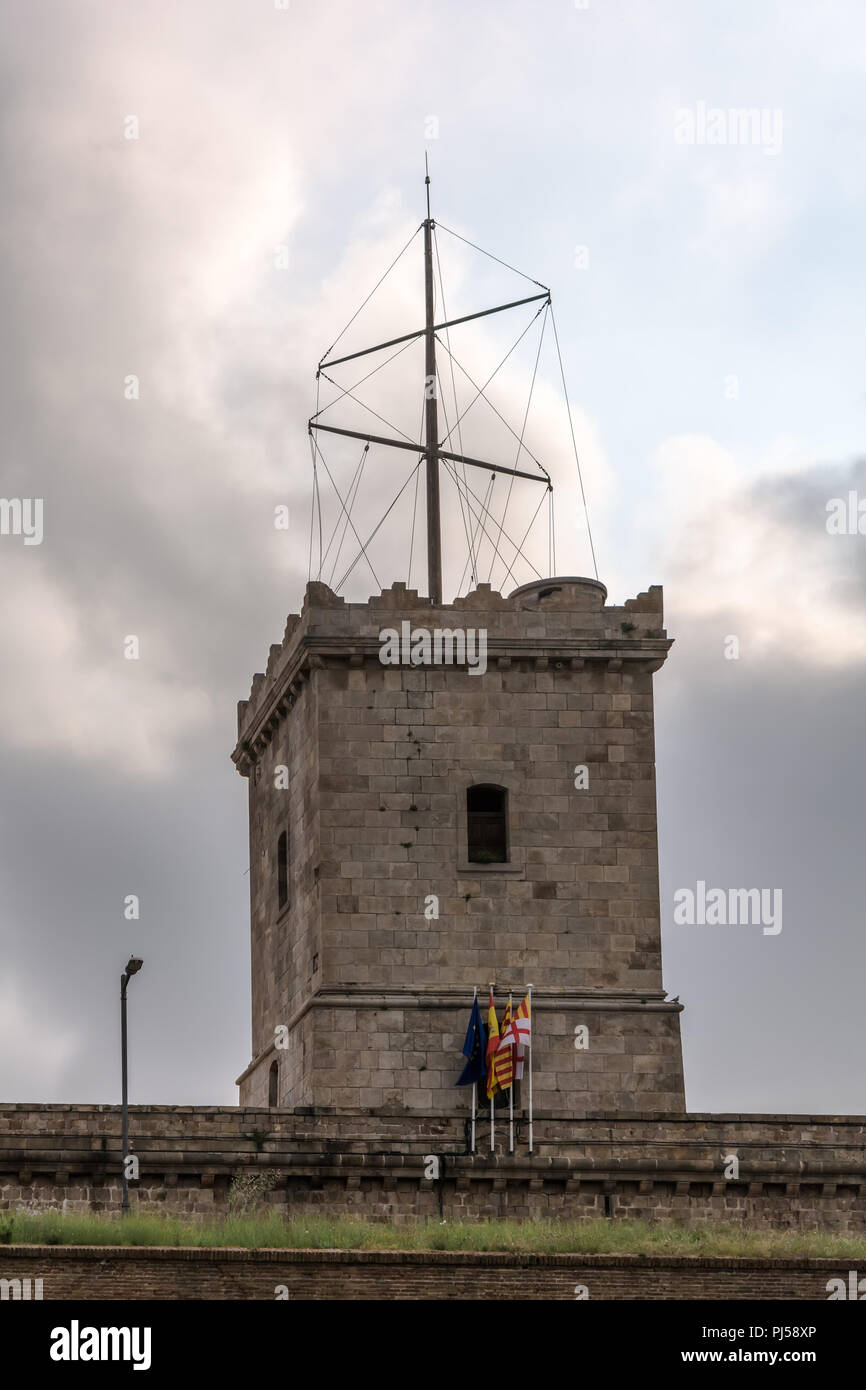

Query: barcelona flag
[{"left": 456, "top": 995, "right": 487, "bottom": 1086}]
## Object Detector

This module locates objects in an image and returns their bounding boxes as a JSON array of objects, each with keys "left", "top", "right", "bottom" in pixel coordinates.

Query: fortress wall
[{"left": 2, "top": 1105, "right": 864, "bottom": 1229}]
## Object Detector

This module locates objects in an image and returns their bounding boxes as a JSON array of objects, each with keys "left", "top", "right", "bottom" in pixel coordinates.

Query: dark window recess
[
  {"left": 277, "top": 830, "right": 289, "bottom": 909},
  {"left": 268, "top": 1060, "right": 279, "bottom": 1108},
  {"left": 467, "top": 785, "right": 508, "bottom": 863}
]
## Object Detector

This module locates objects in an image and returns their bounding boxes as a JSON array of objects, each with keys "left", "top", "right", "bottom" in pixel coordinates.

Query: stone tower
[{"left": 233, "top": 574, "right": 685, "bottom": 1116}]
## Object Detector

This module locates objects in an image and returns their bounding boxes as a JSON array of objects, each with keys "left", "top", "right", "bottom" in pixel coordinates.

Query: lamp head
[{"left": 125, "top": 957, "right": 143, "bottom": 978}]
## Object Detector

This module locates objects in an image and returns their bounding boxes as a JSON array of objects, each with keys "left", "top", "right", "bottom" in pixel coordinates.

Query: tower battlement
[{"left": 234, "top": 577, "right": 671, "bottom": 756}]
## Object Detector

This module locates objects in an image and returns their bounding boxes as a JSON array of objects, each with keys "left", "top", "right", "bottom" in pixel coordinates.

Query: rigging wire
[
  {"left": 434, "top": 302, "right": 548, "bottom": 467},
  {"left": 407, "top": 394, "right": 426, "bottom": 588},
  {"left": 326, "top": 442, "right": 369, "bottom": 586},
  {"left": 487, "top": 302, "right": 549, "bottom": 584},
  {"left": 444, "top": 464, "right": 511, "bottom": 584},
  {"left": 310, "top": 434, "right": 381, "bottom": 589},
  {"left": 444, "top": 460, "right": 541, "bottom": 584},
  {"left": 308, "top": 434, "right": 318, "bottom": 581},
  {"left": 547, "top": 489, "right": 553, "bottom": 576},
  {"left": 500, "top": 482, "right": 551, "bottom": 592},
  {"left": 407, "top": 459, "right": 422, "bottom": 589},
  {"left": 435, "top": 363, "right": 481, "bottom": 592},
  {"left": 317, "top": 369, "right": 415, "bottom": 443},
  {"left": 311, "top": 332, "right": 419, "bottom": 422},
  {"left": 469, "top": 474, "right": 496, "bottom": 586},
  {"left": 307, "top": 216, "right": 591, "bottom": 600},
  {"left": 309, "top": 374, "right": 324, "bottom": 580},
  {"left": 436, "top": 222, "right": 548, "bottom": 291},
  {"left": 433, "top": 225, "right": 477, "bottom": 589},
  {"left": 457, "top": 472, "right": 496, "bottom": 592},
  {"left": 549, "top": 302, "right": 599, "bottom": 581},
  {"left": 336, "top": 457, "right": 425, "bottom": 593},
  {"left": 318, "top": 223, "right": 423, "bottom": 366},
  {"left": 441, "top": 458, "right": 542, "bottom": 583}
]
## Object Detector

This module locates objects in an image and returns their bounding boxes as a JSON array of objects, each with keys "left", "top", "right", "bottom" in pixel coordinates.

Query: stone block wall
[
  {"left": 3, "top": 1106, "right": 866, "bottom": 1232},
  {"left": 243, "top": 648, "right": 322, "bottom": 1106},
  {"left": 233, "top": 577, "right": 684, "bottom": 1114},
  {"left": 284, "top": 995, "right": 684, "bottom": 1113}
]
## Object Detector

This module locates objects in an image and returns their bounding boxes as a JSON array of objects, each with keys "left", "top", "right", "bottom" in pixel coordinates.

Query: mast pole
[{"left": 423, "top": 160, "right": 442, "bottom": 604}]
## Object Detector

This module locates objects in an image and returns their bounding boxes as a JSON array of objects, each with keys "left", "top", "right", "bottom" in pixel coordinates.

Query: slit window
[
  {"left": 268, "top": 1060, "right": 279, "bottom": 1108},
  {"left": 467, "top": 785, "right": 508, "bottom": 864},
  {"left": 277, "top": 829, "right": 289, "bottom": 910}
]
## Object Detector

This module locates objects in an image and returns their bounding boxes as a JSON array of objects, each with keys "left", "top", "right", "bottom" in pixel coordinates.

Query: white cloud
[{"left": 647, "top": 434, "right": 866, "bottom": 665}]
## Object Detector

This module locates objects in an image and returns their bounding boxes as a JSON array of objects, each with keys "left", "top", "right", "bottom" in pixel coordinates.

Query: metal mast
[
  {"left": 423, "top": 161, "right": 442, "bottom": 605},
  {"left": 310, "top": 168, "right": 553, "bottom": 603}
]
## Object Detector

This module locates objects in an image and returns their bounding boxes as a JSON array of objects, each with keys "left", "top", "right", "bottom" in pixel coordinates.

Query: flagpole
[
  {"left": 508, "top": 990, "right": 514, "bottom": 1155},
  {"left": 471, "top": 986, "right": 477, "bottom": 1154},
  {"left": 472, "top": 1082, "right": 476, "bottom": 1154},
  {"left": 527, "top": 983, "right": 534, "bottom": 1155},
  {"left": 489, "top": 981, "right": 495, "bottom": 1154}
]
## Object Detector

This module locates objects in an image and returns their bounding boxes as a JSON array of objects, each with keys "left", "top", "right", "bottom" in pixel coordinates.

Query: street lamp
[{"left": 120, "top": 956, "right": 144, "bottom": 1214}]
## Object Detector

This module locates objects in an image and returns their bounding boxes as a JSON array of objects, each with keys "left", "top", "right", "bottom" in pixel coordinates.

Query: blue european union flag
[{"left": 456, "top": 995, "right": 487, "bottom": 1086}]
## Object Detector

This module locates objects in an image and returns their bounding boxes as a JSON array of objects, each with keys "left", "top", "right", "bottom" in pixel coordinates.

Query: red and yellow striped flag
[
  {"left": 485, "top": 990, "right": 501, "bottom": 1100},
  {"left": 492, "top": 997, "right": 515, "bottom": 1092}
]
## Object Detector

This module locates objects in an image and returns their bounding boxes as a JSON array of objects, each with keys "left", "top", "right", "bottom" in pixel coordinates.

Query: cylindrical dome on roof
[{"left": 508, "top": 576, "right": 608, "bottom": 609}]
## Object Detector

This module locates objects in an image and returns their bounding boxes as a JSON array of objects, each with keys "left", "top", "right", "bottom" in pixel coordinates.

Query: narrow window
[
  {"left": 277, "top": 829, "right": 289, "bottom": 910},
  {"left": 268, "top": 1060, "right": 279, "bottom": 1108},
  {"left": 467, "top": 785, "right": 508, "bottom": 864}
]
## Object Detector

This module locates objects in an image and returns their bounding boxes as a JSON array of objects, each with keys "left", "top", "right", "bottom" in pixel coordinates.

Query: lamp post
[{"left": 120, "top": 956, "right": 143, "bottom": 1214}]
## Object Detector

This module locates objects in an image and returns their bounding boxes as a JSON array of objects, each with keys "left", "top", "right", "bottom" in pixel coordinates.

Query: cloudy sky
[{"left": 1, "top": 0, "right": 864, "bottom": 1114}]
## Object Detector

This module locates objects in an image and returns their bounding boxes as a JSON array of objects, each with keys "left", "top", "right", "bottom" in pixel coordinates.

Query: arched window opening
[
  {"left": 467, "top": 785, "right": 508, "bottom": 864},
  {"left": 268, "top": 1060, "right": 279, "bottom": 1108},
  {"left": 277, "top": 829, "right": 289, "bottom": 910}
]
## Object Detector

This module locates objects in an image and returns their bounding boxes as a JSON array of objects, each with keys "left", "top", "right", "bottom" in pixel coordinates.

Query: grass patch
[{"left": 1, "top": 1211, "right": 865, "bottom": 1258}]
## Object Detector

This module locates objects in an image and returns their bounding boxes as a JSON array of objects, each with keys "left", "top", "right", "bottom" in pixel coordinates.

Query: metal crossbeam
[
  {"left": 309, "top": 421, "right": 550, "bottom": 486},
  {"left": 318, "top": 291, "right": 549, "bottom": 372}
]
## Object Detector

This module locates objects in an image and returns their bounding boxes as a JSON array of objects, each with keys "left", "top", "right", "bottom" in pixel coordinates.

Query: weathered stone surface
[
  {"left": 232, "top": 577, "right": 684, "bottom": 1114},
  {"left": 1, "top": 1243, "right": 860, "bottom": 1300},
  {"left": 3, "top": 1106, "right": 866, "bottom": 1230}
]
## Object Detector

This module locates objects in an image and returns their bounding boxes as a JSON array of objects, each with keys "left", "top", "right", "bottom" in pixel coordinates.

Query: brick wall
[{"left": 1, "top": 1245, "right": 862, "bottom": 1300}]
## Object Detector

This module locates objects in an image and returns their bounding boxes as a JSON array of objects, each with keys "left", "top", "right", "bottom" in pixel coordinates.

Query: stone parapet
[{"left": 2, "top": 1106, "right": 865, "bottom": 1229}]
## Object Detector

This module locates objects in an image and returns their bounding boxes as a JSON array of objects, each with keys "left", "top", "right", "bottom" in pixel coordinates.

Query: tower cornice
[{"left": 232, "top": 579, "right": 671, "bottom": 775}]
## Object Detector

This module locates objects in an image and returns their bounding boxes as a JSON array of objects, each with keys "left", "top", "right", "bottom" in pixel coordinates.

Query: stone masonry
[
  {"left": 3, "top": 1105, "right": 866, "bottom": 1231},
  {"left": 232, "top": 575, "right": 684, "bottom": 1115},
  {"left": 3, "top": 1243, "right": 863, "bottom": 1300}
]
